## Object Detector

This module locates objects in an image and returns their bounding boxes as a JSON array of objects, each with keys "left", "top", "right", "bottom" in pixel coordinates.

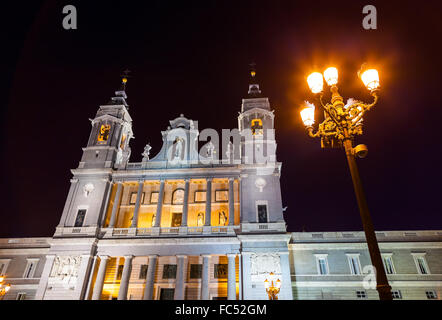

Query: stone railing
[
  {"left": 54, "top": 226, "right": 98, "bottom": 237},
  {"left": 100, "top": 225, "right": 238, "bottom": 238}
]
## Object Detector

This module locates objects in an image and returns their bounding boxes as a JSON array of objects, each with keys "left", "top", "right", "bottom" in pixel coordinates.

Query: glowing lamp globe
[
  {"left": 276, "top": 279, "right": 282, "bottom": 289},
  {"left": 323, "top": 67, "right": 338, "bottom": 85},
  {"left": 307, "top": 72, "right": 324, "bottom": 93},
  {"left": 300, "top": 102, "right": 315, "bottom": 127},
  {"left": 5, "top": 284, "right": 11, "bottom": 292},
  {"left": 360, "top": 69, "right": 380, "bottom": 91},
  {"left": 264, "top": 279, "right": 270, "bottom": 289}
]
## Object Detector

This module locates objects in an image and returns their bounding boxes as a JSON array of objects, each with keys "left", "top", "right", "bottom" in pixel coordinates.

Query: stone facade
[{"left": 0, "top": 78, "right": 440, "bottom": 300}]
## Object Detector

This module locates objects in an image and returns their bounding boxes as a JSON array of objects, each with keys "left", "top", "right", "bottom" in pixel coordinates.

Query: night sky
[{"left": 1, "top": 0, "right": 441, "bottom": 238}]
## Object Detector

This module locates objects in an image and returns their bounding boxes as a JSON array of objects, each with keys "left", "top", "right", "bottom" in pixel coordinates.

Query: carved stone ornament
[
  {"left": 48, "top": 256, "right": 82, "bottom": 288},
  {"left": 83, "top": 183, "right": 94, "bottom": 197},
  {"left": 255, "top": 177, "right": 266, "bottom": 192},
  {"left": 250, "top": 253, "right": 281, "bottom": 281}
]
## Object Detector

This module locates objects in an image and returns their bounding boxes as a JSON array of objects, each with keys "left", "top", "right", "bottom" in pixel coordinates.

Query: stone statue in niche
[
  {"left": 151, "top": 214, "right": 156, "bottom": 227},
  {"left": 225, "top": 141, "right": 234, "bottom": 162},
  {"left": 142, "top": 143, "right": 152, "bottom": 161},
  {"left": 219, "top": 211, "right": 227, "bottom": 226},
  {"left": 197, "top": 212, "right": 204, "bottom": 226},
  {"left": 250, "top": 253, "right": 281, "bottom": 279},
  {"left": 206, "top": 141, "right": 215, "bottom": 159},
  {"left": 173, "top": 138, "right": 184, "bottom": 160},
  {"left": 49, "top": 256, "right": 82, "bottom": 287}
]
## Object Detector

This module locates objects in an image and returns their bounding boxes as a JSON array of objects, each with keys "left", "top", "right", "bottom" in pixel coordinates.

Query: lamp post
[
  {"left": 264, "top": 272, "right": 281, "bottom": 300},
  {"left": 300, "top": 65, "right": 392, "bottom": 301},
  {"left": 0, "top": 276, "right": 11, "bottom": 300}
]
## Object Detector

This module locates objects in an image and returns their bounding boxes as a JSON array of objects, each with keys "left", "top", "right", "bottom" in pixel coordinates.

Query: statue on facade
[
  {"left": 173, "top": 137, "right": 184, "bottom": 160},
  {"left": 151, "top": 214, "right": 156, "bottom": 227},
  {"left": 197, "top": 212, "right": 204, "bottom": 226},
  {"left": 142, "top": 143, "right": 152, "bottom": 161},
  {"left": 219, "top": 211, "right": 227, "bottom": 226},
  {"left": 206, "top": 141, "right": 215, "bottom": 159}
]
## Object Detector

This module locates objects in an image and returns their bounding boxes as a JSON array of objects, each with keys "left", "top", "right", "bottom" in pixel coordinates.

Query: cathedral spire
[{"left": 248, "top": 62, "right": 261, "bottom": 96}]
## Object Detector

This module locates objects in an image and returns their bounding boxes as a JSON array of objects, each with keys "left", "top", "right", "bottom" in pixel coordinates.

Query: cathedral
[{"left": 0, "top": 74, "right": 440, "bottom": 300}]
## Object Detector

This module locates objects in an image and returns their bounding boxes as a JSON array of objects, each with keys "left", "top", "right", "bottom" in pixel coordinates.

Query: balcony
[{"left": 100, "top": 225, "right": 238, "bottom": 238}]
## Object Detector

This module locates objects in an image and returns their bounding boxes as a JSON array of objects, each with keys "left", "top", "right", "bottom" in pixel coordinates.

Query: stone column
[
  {"left": 109, "top": 182, "right": 123, "bottom": 227},
  {"left": 84, "top": 256, "right": 98, "bottom": 300},
  {"left": 154, "top": 180, "right": 165, "bottom": 227},
  {"left": 228, "top": 178, "right": 235, "bottom": 226},
  {"left": 92, "top": 255, "right": 109, "bottom": 300},
  {"left": 181, "top": 179, "right": 190, "bottom": 227},
  {"left": 241, "top": 252, "right": 251, "bottom": 300},
  {"left": 131, "top": 182, "right": 144, "bottom": 228},
  {"left": 174, "top": 255, "right": 187, "bottom": 300},
  {"left": 227, "top": 254, "right": 236, "bottom": 300},
  {"left": 279, "top": 252, "right": 293, "bottom": 300},
  {"left": 118, "top": 255, "right": 133, "bottom": 300},
  {"left": 201, "top": 254, "right": 211, "bottom": 300},
  {"left": 74, "top": 254, "right": 93, "bottom": 300},
  {"left": 143, "top": 255, "right": 158, "bottom": 300},
  {"left": 35, "top": 254, "right": 56, "bottom": 300},
  {"left": 204, "top": 178, "right": 212, "bottom": 226}
]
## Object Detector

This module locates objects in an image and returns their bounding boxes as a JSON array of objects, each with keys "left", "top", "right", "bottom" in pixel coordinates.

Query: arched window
[
  {"left": 251, "top": 118, "right": 263, "bottom": 135},
  {"left": 172, "top": 188, "right": 185, "bottom": 205}
]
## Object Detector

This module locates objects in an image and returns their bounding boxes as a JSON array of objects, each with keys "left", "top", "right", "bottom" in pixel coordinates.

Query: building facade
[{"left": 0, "top": 77, "right": 441, "bottom": 300}]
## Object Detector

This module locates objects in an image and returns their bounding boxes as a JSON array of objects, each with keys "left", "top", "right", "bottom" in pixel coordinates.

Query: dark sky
[{"left": 1, "top": 0, "right": 441, "bottom": 238}]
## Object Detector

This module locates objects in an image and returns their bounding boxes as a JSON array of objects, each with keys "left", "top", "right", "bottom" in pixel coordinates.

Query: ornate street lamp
[
  {"left": 264, "top": 272, "right": 281, "bottom": 300},
  {"left": 300, "top": 65, "right": 393, "bottom": 300},
  {"left": 0, "top": 276, "right": 11, "bottom": 300}
]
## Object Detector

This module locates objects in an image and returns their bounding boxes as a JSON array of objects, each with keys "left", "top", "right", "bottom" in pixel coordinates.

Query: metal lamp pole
[{"left": 300, "top": 67, "right": 393, "bottom": 300}]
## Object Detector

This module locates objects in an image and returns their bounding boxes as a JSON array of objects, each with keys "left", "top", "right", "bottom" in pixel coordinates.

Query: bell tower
[
  {"left": 79, "top": 73, "right": 134, "bottom": 170},
  {"left": 238, "top": 65, "right": 277, "bottom": 164}
]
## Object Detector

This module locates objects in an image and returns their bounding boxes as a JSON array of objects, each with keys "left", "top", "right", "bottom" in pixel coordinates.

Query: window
[
  {"left": 392, "top": 290, "right": 402, "bottom": 299},
  {"left": 412, "top": 253, "right": 430, "bottom": 274},
  {"left": 0, "top": 259, "right": 11, "bottom": 276},
  {"left": 23, "top": 259, "right": 39, "bottom": 279},
  {"left": 150, "top": 192, "right": 159, "bottom": 204},
  {"left": 194, "top": 191, "right": 206, "bottom": 203},
  {"left": 190, "top": 264, "right": 202, "bottom": 279},
  {"left": 172, "top": 189, "right": 185, "bottom": 205},
  {"left": 214, "top": 264, "right": 228, "bottom": 279},
  {"left": 426, "top": 290, "right": 438, "bottom": 299},
  {"left": 116, "top": 265, "right": 124, "bottom": 280},
  {"left": 139, "top": 264, "right": 149, "bottom": 279},
  {"left": 16, "top": 293, "right": 26, "bottom": 300},
  {"left": 347, "top": 254, "right": 362, "bottom": 275},
  {"left": 215, "top": 190, "right": 229, "bottom": 202},
  {"left": 315, "top": 255, "right": 329, "bottom": 275},
  {"left": 212, "top": 296, "right": 228, "bottom": 300},
  {"left": 74, "top": 209, "right": 87, "bottom": 227},
  {"left": 97, "top": 124, "right": 111, "bottom": 143},
  {"left": 251, "top": 118, "right": 263, "bottom": 135},
  {"left": 382, "top": 254, "right": 396, "bottom": 274},
  {"left": 160, "top": 288, "right": 175, "bottom": 300},
  {"left": 130, "top": 192, "right": 145, "bottom": 205},
  {"left": 356, "top": 291, "right": 367, "bottom": 299},
  {"left": 162, "top": 264, "right": 177, "bottom": 279},
  {"left": 257, "top": 203, "right": 268, "bottom": 223}
]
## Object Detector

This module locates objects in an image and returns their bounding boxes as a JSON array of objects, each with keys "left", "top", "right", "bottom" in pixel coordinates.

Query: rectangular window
[
  {"left": 16, "top": 293, "right": 26, "bottom": 300},
  {"left": 74, "top": 209, "right": 87, "bottom": 227},
  {"left": 160, "top": 288, "right": 175, "bottom": 300},
  {"left": 23, "top": 259, "right": 39, "bottom": 279},
  {"left": 162, "top": 264, "right": 177, "bottom": 279},
  {"left": 190, "top": 264, "right": 202, "bottom": 279},
  {"left": 116, "top": 265, "right": 124, "bottom": 280},
  {"left": 194, "top": 191, "right": 206, "bottom": 203},
  {"left": 214, "top": 264, "right": 228, "bottom": 279},
  {"left": 139, "top": 264, "right": 149, "bottom": 279},
  {"left": 315, "top": 255, "right": 329, "bottom": 275},
  {"left": 130, "top": 192, "right": 145, "bottom": 205},
  {"left": 356, "top": 291, "right": 367, "bottom": 299},
  {"left": 412, "top": 254, "right": 430, "bottom": 274},
  {"left": 150, "top": 192, "right": 159, "bottom": 204},
  {"left": 382, "top": 255, "right": 396, "bottom": 274},
  {"left": 215, "top": 190, "right": 229, "bottom": 202},
  {"left": 257, "top": 204, "right": 268, "bottom": 223},
  {"left": 426, "top": 290, "right": 438, "bottom": 299},
  {"left": 347, "top": 255, "right": 361, "bottom": 275},
  {"left": 392, "top": 291, "right": 402, "bottom": 299},
  {"left": 0, "top": 259, "right": 11, "bottom": 276}
]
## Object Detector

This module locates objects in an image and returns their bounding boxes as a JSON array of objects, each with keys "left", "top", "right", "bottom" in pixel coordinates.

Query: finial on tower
[
  {"left": 120, "top": 69, "right": 131, "bottom": 91},
  {"left": 248, "top": 62, "right": 261, "bottom": 96}
]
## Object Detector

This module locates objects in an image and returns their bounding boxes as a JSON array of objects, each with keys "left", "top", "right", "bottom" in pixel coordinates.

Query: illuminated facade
[{"left": 0, "top": 78, "right": 441, "bottom": 300}]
